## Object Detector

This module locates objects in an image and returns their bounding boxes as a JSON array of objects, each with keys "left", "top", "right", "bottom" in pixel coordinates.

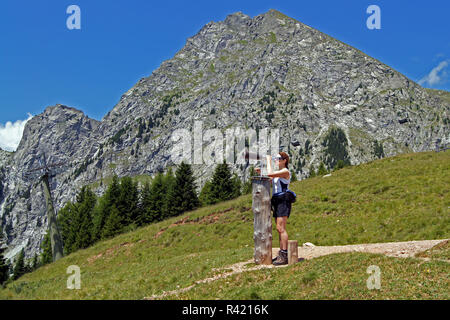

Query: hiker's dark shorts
[{"left": 271, "top": 193, "right": 292, "bottom": 218}]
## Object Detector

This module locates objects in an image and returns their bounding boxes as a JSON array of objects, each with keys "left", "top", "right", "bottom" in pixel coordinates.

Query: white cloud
[
  {"left": 0, "top": 113, "right": 33, "bottom": 152},
  {"left": 418, "top": 60, "right": 449, "bottom": 86}
]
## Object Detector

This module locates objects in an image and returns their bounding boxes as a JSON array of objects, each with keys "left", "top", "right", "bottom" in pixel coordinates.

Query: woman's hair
[{"left": 279, "top": 151, "right": 289, "bottom": 168}]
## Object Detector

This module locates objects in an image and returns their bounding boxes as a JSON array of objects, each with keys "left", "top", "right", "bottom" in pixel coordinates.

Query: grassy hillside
[{"left": 0, "top": 150, "right": 448, "bottom": 299}]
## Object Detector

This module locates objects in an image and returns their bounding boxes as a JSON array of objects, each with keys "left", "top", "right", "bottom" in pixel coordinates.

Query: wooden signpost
[
  {"left": 288, "top": 240, "right": 298, "bottom": 265},
  {"left": 251, "top": 176, "right": 272, "bottom": 265}
]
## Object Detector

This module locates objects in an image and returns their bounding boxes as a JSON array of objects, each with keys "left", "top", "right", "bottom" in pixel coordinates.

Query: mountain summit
[{"left": 0, "top": 10, "right": 449, "bottom": 259}]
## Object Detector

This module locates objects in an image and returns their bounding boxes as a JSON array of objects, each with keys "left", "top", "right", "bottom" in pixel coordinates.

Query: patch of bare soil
[
  {"left": 153, "top": 207, "right": 248, "bottom": 239},
  {"left": 87, "top": 242, "right": 135, "bottom": 264}
]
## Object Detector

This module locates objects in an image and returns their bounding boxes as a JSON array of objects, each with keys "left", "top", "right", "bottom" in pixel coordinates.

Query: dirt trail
[
  {"left": 285, "top": 239, "right": 448, "bottom": 260},
  {"left": 143, "top": 239, "right": 448, "bottom": 300}
]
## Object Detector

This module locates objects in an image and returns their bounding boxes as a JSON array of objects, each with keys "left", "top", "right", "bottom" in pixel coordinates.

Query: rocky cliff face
[
  {"left": 1, "top": 9, "right": 449, "bottom": 260},
  {"left": 0, "top": 106, "right": 100, "bottom": 260}
]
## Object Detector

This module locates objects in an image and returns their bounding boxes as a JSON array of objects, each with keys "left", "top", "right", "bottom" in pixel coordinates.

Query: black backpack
[{"left": 286, "top": 190, "right": 297, "bottom": 203}]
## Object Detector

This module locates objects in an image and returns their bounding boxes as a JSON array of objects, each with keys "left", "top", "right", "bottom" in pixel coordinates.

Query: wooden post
[
  {"left": 251, "top": 176, "right": 272, "bottom": 265},
  {"left": 288, "top": 240, "right": 298, "bottom": 265}
]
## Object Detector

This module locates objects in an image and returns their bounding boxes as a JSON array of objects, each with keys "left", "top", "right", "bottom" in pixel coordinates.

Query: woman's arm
[
  {"left": 267, "top": 168, "right": 290, "bottom": 179},
  {"left": 266, "top": 155, "right": 273, "bottom": 174},
  {"left": 266, "top": 155, "right": 290, "bottom": 179}
]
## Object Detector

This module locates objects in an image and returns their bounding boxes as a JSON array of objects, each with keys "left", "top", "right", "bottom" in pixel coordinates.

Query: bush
[{"left": 373, "top": 140, "right": 385, "bottom": 159}]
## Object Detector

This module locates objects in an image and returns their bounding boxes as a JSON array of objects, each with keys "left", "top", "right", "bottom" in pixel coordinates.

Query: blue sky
[{"left": 0, "top": 0, "right": 449, "bottom": 150}]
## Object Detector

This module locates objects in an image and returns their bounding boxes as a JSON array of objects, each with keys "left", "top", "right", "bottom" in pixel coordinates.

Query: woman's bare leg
[{"left": 276, "top": 216, "right": 288, "bottom": 250}]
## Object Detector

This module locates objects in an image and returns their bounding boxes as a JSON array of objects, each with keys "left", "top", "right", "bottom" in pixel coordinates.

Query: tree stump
[
  {"left": 288, "top": 240, "right": 298, "bottom": 265},
  {"left": 251, "top": 176, "right": 272, "bottom": 265}
]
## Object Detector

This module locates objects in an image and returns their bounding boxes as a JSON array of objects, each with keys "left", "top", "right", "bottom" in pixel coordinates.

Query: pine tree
[
  {"left": 200, "top": 162, "right": 240, "bottom": 205},
  {"left": 58, "top": 201, "right": 77, "bottom": 255},
  {"left": 12, "top": 249, "right": 26, "bottom": 280},
  {"left": 199, "top": 180, "right": 214, "bottom": 205},
  {"left": 178, "top": 162, "right": 199, "bottom": 212},
  {"left": 41, "top": 232, "right": 52, "bottom": 265},
  {"left": 209, "top": 161, "right": 235, "bottom": 203},
  {"left": 58, "top": 186, "right": 96, "bottom": 255},
  {"left": 31, "top": 254, "right": 39, "bottom": 271},
  {"left": 231, "top": 173, "right": 242, "bottom": 199},
  {"left": 25, "top": 260, "right": 33, "bottom": 274},
  {"left": 138, "top": 181, "right": 153, "bottom": 226},
  {"left": 101, "top": 206, "right": 123, "bottom": 239},
  {"left": 162, "top": 168, "right": 177, "bottom": 218},
  {"left": 74, "top": 186, "right": 96, "bottom": 250},
  {"left": 317, "top": 162, "right": 329, "bottom": 176},
  {"left": 117, "top": 176, "right": 139, "bottom": 226},
  {"left": 334, "top": 159, "right": 348, "bottom": 171},
  {"left": 373, "top": 140, "right": 385, "bottom": 159},
  {"left": 92, "top": 197, "right": 108, "bottom": 241},
  {"left": 92, "top": 175, "right": 120, "bottom": 240},
  {"left": 167, "top": 162, "right": 199, "bottom": 217},
  {"left": 148, "top": 172, "right": 166, "bottom": 222},
  {"left": 0, "top": 232, "right": 10, "bottom": 285},
  {"left": 108, "top": 175, "right": 121, "bottom": 202},
  {"left": 309, "top": 165, "right": 316, "bottom": 178}
]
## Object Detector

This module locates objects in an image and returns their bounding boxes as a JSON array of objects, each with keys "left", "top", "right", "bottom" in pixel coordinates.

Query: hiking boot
[
  {"left": 272, "top": 250, "right": 288, "bottom": 266},
  {"left": 272, "top": 250, "right": 281, "bottom": 263}
]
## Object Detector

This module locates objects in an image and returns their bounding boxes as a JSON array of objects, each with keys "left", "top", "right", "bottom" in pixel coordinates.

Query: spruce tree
[
  {"left": 31, "top": 254, "right": 39, "bottom": 271},
  {"left": 92, "top": 197, "right": 108, "bottom": 241},
  {"left": 108, "top": 175, "right": 121, "bottom": 203},
  {"left": 41, "top": 232, "right": 52, "bottom": 265},
  {"left": 162, "top": 168, "right": 177, "bottom": 218},
  {"left": 309, "top": 165, "right": 316, "bottom": 178},
  {"left": 209, "top": 161, "right": 235, "bottom": 203},
  {"left": 138, "top": 181, "right": 153, "bottom": 226},
  {"left": 167, "top": 162, "right": 199, "bottom": 217},
  {"left": 58, "top": 201, "right": 77, "bottom": 255},
  {"left": 101, "top": 206, "right": 123, "bottom": 239},
  {"left": 199, "top": 180, "right": 214, "bottom": 206},
  {"left": 58, "top": 186, "right": 96, "bottom": 255},
  {"left": 0, "top": 232, "right": 10, "bottom": 285},
  {"left": 12, "top": 249, "right": 26, "bottom": 280},
  {"left": 373, "top": 140, "right": 385, "bottom": 159},
  {"left": 148, "top": 173, "right": 166, "bottom": 222},
  {"left": 92, "top": 175, "right": 120, "bottom": 240},
  {"left": 334, "top": 159, "right": 348, "bottom": 171},
  {"left": 231, "top": 173, "right": 242, "bottom": 199},
  {"left": 317, "top": 162, "right": 329, "bottom": 176},
  {"left": 117, "top": 176, "right": 139, "bottom": 226},
  {"left": 74, "top": 186, "right": 96, "bottom": 250}
]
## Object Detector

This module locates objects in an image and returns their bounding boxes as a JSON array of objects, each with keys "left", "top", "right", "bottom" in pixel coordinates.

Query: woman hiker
[{"left": 255, "top": 152, "right": 292, "bottom": 265}]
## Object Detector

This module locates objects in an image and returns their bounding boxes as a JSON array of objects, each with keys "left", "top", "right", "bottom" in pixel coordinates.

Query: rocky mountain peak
[
  {"left": 223, "top": 11, "right": 251, "bottom": 28},
  {"left": 14, "top": 104, "right": 100, "bottom": 169}
]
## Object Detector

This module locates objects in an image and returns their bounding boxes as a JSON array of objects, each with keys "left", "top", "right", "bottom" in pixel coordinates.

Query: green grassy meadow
[{"left": 0, "top": 150, "right": 448, "bottom": 299}]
